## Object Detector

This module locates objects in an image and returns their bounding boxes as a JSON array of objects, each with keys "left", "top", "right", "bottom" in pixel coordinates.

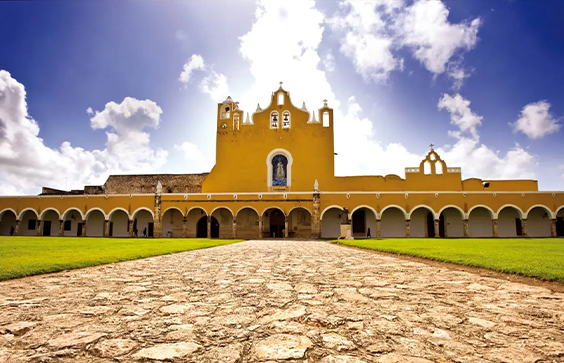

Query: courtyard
[{"left": 1, "top": 240, "right": 563, "bottom": 362}]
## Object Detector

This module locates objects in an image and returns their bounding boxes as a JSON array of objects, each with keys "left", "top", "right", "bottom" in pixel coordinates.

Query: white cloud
[
  {"left": 437, "top": 93, "right": 482, "bottom": 140},
  {"left": 179, "top": 54, "right": 205, "bottom": 84},
  {"left": 0, "top": 70, "right": 167, "bottom": 195},
  {"left": 323, "top": 52, "right": 336, "bottom": 72},
  {"left": 447, "top": 59, "right": 471, "bottom": 91},
  {"left": 328, "top": 0, "right": 481, "bottom": 84},
  {"left": 86, "top": 107, "right": 93, "bottom": 115},
  {"left": 510, "top": 100, "right": 561, "bottom": 139},
  {"left": 179, "top": 54, "right": 230, "bottom": 102},
  {"left": 174, "top": 142, "right": 213, "bottom": 173}
]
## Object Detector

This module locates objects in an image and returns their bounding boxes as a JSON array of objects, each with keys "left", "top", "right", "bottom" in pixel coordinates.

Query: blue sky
[{"left": 0, "top": 0, "right": 562, "bottom": 195}]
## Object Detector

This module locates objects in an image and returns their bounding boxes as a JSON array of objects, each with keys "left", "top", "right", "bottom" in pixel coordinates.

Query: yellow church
[{"left": 1, "top": 84, "right": 563, "bottom": 239}]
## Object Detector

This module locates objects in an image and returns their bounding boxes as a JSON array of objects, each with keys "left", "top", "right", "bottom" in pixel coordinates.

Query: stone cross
[
  {"left": 429, "top": 143, "right": 434, "bottom": 150},
  {"left": 323, "top": 99, "right": 328, "bottom": 107}
]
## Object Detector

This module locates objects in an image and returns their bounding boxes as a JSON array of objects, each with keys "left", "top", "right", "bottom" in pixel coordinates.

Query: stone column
[
  {"left": 311, "top": 192, "right": 321, "bottom": 238},
  {"left": 492, "top": 219, "right": 499, "bottom": 238},
  {"left": 153, "top": 181, "right": 163, "bottom": 238},
  {"left": 232, "top": 217, "right": 237, "bottom": 239},
  {"left": 128, "top": 220, "right": 134, "bottom": 237},
  {"left": 376, "top": 219, "right": 381, "bottom": 238},
  {"left": 58, "top": 220, "right": 64, "bottom": 236},
  {"left": 463, "top": 219, "right": 469, "bottom": 237},
  {"left": 207, "top": 216, "right": 211, "bottom": 239},
  {"left": 258, "top": 217, "right": 263, "bottom": 239},
  {"left": 521, "top": 218, "right": 528, "bottom": 237},
  {"left": 550, "top": 219, "right": 557, "bottom": 238},
  {"left": 104, "top": 220, "right": 110, "bottom": 237},
  {"left": 36, "top": 220, "right": 42, "bottom": 236},
  {"left": 182, "top": 217, "right": 187, "bottom": 238},
  {"left": 405, "top": 219, "right": 410, "bottom": 238},
  {"left": 284, "top": 216, "right": 289, "bottom": 238},
  {"left": 14, "top": 220, "right": 20, "bottom": 236},
  {"left": 434, "top": 219, "right": 440, "bottom": 238},
  {"left": 81, "top": 220, "right": 87, "bottom": 237}
]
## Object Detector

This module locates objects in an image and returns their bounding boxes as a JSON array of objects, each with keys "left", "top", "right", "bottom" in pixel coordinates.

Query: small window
[
  {"left": 322, "top": 112, "right": 329, "bottom": 127},
  {"left": 282, "top": 111, "right": 290, "bottom": 129},
  {"left": 277, "top": 92, "right": 284, "bottom": 105},
  {"left": 221, "top": 105, "right": 230, "bottom": 119},
  {"left": 28, "top": 219, "right": 36, "bottom": 230},
  {"left": 64, "top": 220, "right": 71, "bottom": 231},
  {"left": 435, "top": 162, "right": 443, "bottom": 174},
  {"left": 270, "top": 111, "right": 279, "bottom": 129},
  {"left": 233, "top": 113, "right": 240, "bottom": 130},
  {"left": 424, "top": 161, "right": 431, "bottom": 175}
]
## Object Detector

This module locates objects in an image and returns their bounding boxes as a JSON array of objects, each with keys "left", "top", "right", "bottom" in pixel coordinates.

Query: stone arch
[
  {"left": 186, "top": 207, "right": 208, "bottom": 238},
  {"left": 351, "top": 205, "right": 378, "bottom": 218},
  {"left": 85, "top": 208, "right": 107, "bottom": 220},
  {"left": 108, "top": 207, "right": 130, "bottom": 220},
  {"left": 0, "top": 208, "right": 18, "bottom": 220},
  {"left": 162, "top": 207, "right": 184, "bottom": 218},
  {"left": 17, "top": 208, "right": 39, "bottom": 236},
  {"left": 321, "top": 206, "right": 342, "bottom": 238},
  {"left": 288, "top": 207, "right": 312, "bottom": 238},
  {"left": 468, "top": 206, "right": 494, "bottom": 237},
  {"left": 0, "top": 209, "right": 17, "bottom": 236},
  {"left": 288, "top": 206, "right": 313, "bottom": 215},
  {"left": 109, "top": 208, "right": 130, "bottom": 237},
  {"left": 467, "top": 205, "right": 495, "bottom": 219},
  {"left": 236, "top": 206, "right": 260, "bottom": 218},
  {"left": 62, "top": 208, "right": 84, "bottom": 221},
  {"left": 438, "top": 205, "right": 465, "bottom": 218},
  {"left": 380, "top": 205, "right": 406, "bottom": 238},
  {"left": 439, "top": 206, "right": 464, "bottom": 238},
  {"left": 40, "top": 208, "right": 61, "bottom": 220},
  {"left": 556, "top": 205, "right": 564, "bottom": 216},
  {"left": 524, "top": 204, "right": 554, "bottom": 219},
  {"left": 17, "top": 207, "right": 38, "bottom": 221},
  {"left": 235, "top": 207, "right": 260, "bottom": 239},
  {"left": 266, "top": 148, "right": 293, "bottom": 187},
  {"left": 211, "top": 207, "right": 234, "bottom": 238},
  {"left": 263, "top": 207, "right": 286, "bottom": 238},
  {"left": 497, "top": 205, "right": 523, "bottom": 238},
  {"left": 62, "top": 208, "right": 85, "bottom": 237},
  {"left": 408, "top": 205, "right": 436, "bottom": 238},
  {"left": 525, "top": 205, "right": 552, "bottom": 237},
  {"left": 320, "top": 205, "right": 343, "bottom": 220},
  {"left": 162, "top": 208, "right": 184, "bottom": 238},
  {"left": 85, "top": 208, "right": 105, "bottom": 237},
  {"left": 379, "top": 205, "right": 407, "bottom": 219},
  {"left": 132, "top": 207, "right": 154, "bottom": 220}
]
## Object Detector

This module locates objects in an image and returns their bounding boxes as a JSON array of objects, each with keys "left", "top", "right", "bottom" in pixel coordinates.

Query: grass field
[
  {"left": 335, "top": 238, "right": 564, "bottom": 283},
  {"left": 0, "top": 237, "right": 241, "bottom": 281}
]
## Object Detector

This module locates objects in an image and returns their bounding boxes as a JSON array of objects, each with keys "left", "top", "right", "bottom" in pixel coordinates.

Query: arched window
[
  {"left": 282, "top": 111, "right": 290, "bottom": 129},
  {"left": 270, "top": 111, "right": 279, "bottom": 129},
  {"left": 424, "top": 161, "right": 431, "bottom": 175},
  {"left": 233, "top": 113, "right": 240, "bottom": 130},
  {"left": 435, "top": 162, "right": 443, "bottom": 174},
  {"left": 221, "top": 105, "right": 230, "bottom": 119},
  {"left": 272, "top": 155, "right": 288, "bottom": 186},
  {"left": 322, "top": 112, "right": 329, "bottom": 127},
  {"left": 277, "top": 92, "right": 284, "bottom": 105}
]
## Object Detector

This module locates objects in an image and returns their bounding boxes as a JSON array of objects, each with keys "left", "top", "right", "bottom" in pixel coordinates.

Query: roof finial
[
  {"left": 429, "top": 143, "right": 434, "bottom": 150},
  {"left": 323, "top": 99, "right": 328, "bottom": 107},
  {"left": 279, "top": 81, "right": 283, "bottom": 89}
]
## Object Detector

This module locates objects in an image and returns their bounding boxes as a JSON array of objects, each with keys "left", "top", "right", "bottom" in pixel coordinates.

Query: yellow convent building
[{"left": 1, "top": 85, "right": 564, "bottom": 239}]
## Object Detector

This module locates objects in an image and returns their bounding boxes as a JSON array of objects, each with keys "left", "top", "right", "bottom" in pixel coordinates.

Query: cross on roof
[
  {"left": 279, "top": 81, "right": 283, "bottom": 87},
  {"left": 429, "top": 143, "right": 434, "bottom": 150},
  {"left": 323, "top": 99, "right": 328, "bottom": 106}
]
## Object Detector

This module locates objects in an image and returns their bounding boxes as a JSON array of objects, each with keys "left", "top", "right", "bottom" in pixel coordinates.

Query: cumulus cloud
[
  {"left": 86, "top": 107, "right": 93, "bottom": 115},
  {"left": 510, "top": 101, "right": 561, "bottom": 139},
  {"left": 233, "top": 0, "right": 536, "bottom": 182},
  {"left": 179, "top": 54, "right": 230, "bottom": 102},
  {"left": 328, "top": 0, "right": 481, "bottom": 85},
  {"left": 174, "top": 142, "right": 213, "bottom": 173},
  {"left": 0, "top": 70, "right": 167, "bottom": 195},
  {"left": 179, "top": 54, "right": 205, "bottom": 84}
]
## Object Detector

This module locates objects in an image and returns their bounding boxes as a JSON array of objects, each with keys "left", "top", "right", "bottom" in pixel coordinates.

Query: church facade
[{"left": 1, "top": 84, "right": 564, "bottom": 239}]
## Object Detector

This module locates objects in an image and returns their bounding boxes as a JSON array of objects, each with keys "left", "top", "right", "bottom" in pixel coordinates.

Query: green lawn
[
  {"left": 0, "top": 237, "right": 241, "bottom": 281},
  {"left": 335, "top": 238, "right": 564, "bottom": 283}
]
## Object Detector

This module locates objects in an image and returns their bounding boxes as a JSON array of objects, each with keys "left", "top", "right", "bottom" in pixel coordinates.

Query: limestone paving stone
[{"left": 0, "top": 240, "right": 563, "bottom": 362}]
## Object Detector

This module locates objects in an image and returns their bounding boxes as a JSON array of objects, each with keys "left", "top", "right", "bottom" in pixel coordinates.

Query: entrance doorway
[
  {"left": 196, "top": 216, "right": 219, "bottom": 238},
  {"left": 426, "top": 212, "right": 445, "bottom": 237},
  {"left": 352, "top": 210, "right": 365, "bottom": 235},
  {"left": 557, "top": 217, "right": 564, "bottom": 237},
  {"left": 43, "top": 220, "right": 51, "bottom": 236},
  {"left": 269, "top": 210, "right": 285, "bottom": 238}
]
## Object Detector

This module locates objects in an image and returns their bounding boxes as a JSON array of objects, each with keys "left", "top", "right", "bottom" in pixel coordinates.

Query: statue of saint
[{"left": 275, "top": 160, "right": 285, "bottom": 179}]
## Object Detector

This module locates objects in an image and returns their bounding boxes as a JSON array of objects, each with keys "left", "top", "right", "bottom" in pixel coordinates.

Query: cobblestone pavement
[{"left": 1, "top": 240, "right": 563, "bottom": 363}]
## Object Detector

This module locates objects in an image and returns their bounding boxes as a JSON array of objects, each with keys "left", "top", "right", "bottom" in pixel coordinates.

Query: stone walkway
[{"left": 0, "top": 240, "right": 563, "bottom": 363}]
